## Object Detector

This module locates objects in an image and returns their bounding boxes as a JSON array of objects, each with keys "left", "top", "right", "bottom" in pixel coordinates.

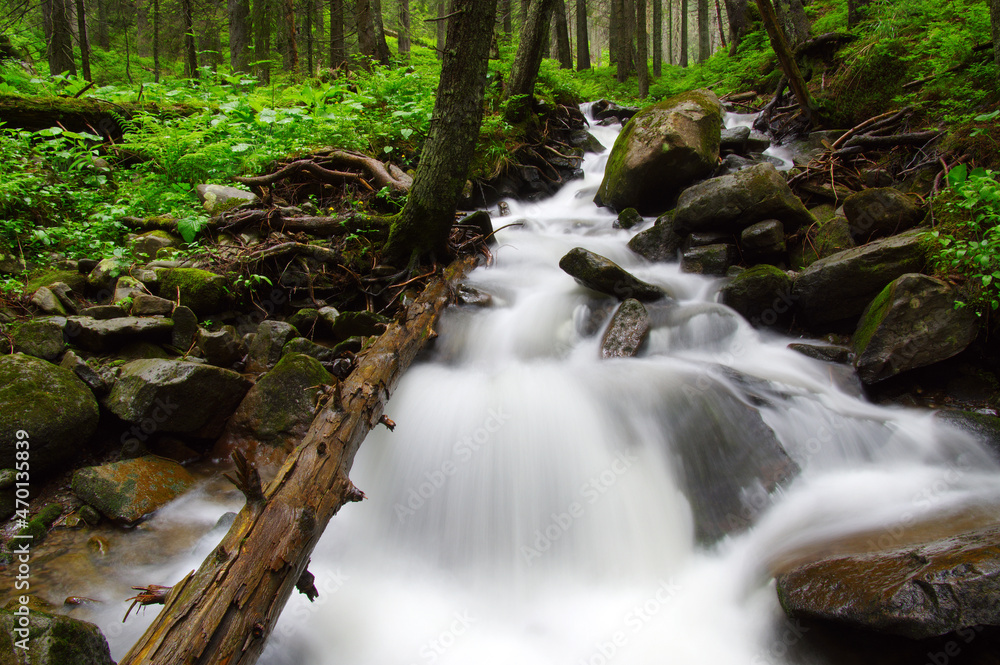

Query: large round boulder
[
  {"left": 843, "top": 187, "right": 925, "bottom": 242},
  {"left": 719, "top": 265, "right": 794, "bottom": 328},
  {"left": 155, "top": 267, "right": 230, "bottom": 315},
  {"left": 71, "top": 455, "right": 196, "bottom": 524},
  {"left": 595, "top": 89, "right": 722, "bottom": 215},
  {"left": 0, "top": 353, "right": 99, "bottom": 474}
]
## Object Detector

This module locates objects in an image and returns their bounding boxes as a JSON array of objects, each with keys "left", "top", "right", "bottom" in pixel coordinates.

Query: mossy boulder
[
  {"left": 680, "top": 244, "right": 736, "bottom": 275},
  {"left": 195, "top": 184, "right": 258, "bottom": 214},
  {"left": 28, "top": 286, "right": 68, "bottom": 316},
  {"left": 595, "top": 89, "right": 723, "bottom": 215},
  {"left": 674, "top": 163, "right": 815, "bottom": 234},
  {"left": 71, "top": 455, "right": 195, "bottom": 524},
  {"left": 86, "top": 257, "right": 129, "bottom": 292},
  {"left": 815, "top": 216, "right": 856, "bottom": 256},
  {"left": 719, "top": 265, "right": 794, "bottom": 328},
  {"left": 287, "top": 308, "right": 320, "bottom": 336},
  {"left": 10, "top": 318, "right": 66, "bottom": 360},
  {"left": 853, "top": 273, "right": 978, "bottom": 384},
  {"left": 613, "top": 208, "right": 643, "bottom": 230},
  {"left": 215, "top": 353, "right": 334, "bottom": 467},
  {"left": 155, "top": 267, "right": 230, "bottom": 315},
  {"left": 0, "top": 354, "right": 99, "bottom": 474},
  {"left": 600, "top": 299, "right": 650, "bottom": 358},
  {"left": 64, "top": 315, "right": 173, "bottom": 353},
  {"left": 0, "top": 606, "right": 115, "bottom": 664},
  {"left": 246, "top": 320, "right": 298, "bottom": 372},
  {"left": 196, "top": 325, "right": 245, "bottom": 367},
  {"left": 627, "top": 211, "right": 685, "bottom": 262},
  {"left": 130, "top": 229, "right": 181, "bottom": 262},
  {"left": 25, "top": 268, "right": 87, "bottom": 296},
  {"left": 739, "top": 219, "right": 786, "bottom": 263},
  {"left": 844, "top": 187, "right": 925, "bottom": 242},
  {"left": 103, "top": 358, "right": 252, "bottom": 438},
  {"left": 559, "top": 247, "right": 669, "bottom": 302},
  {"left": 328, "top": 311, "right": 391, "bottom": 342}
]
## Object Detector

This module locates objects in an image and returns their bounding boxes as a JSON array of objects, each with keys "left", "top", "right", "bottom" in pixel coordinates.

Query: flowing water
[{"left": 74, "top": 110, "right": 1000, "bottom": 664}]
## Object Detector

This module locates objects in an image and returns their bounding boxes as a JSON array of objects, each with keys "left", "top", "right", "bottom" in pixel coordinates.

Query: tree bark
[
  {"left": 501, "top": 0, "right": 512, "bottom": 37},
  {"left": 330, "top": 0, "right": 346, "bottom": 68},
  {"left": 652, "top": 0, "right": 661, "bottom": 76},
  {"left": 229, "top": 0, "right": 251, "bottom": 72},
  {"left": 576, "top": 0, "right": 590, "bottom": 70},
  {"left": 714, "top": 0, "right": 727, "bottom": 48},
  {"left": 667, "top": 0, "right": 673, "bottom": 64},
  {"left": 398, "top": 0, "right": 411, "bottom": 59},
  {"left": 774, "top": 0, "right": 808, "bottom": 46},
  {"left": 181, "top": 0, "right": 199, "bottom": 77},
  {"left": 637, "top": 0, "right": 648, "bottom": 96},
  {"left": 847, "top": 0, "right": 870, "bottom": 28},
  {"left": 119, "top": 255, "right": 478, "bottom": 665},
  {"left": 754, "top": 0, "right": 814, "bottom": 117},
  {"left": 697, "top": 0, "right": 708, "bottom": 61},
  {"left": 436, "top": 0, "right": 448, "bottom": 58},
  {"left": 94, "top": 0, "right": 109, "bottom": 48},
  {"left": 283, "top": 0, "right": 298, "bottom": 74},
  {"left": 152, "top": 0, "right": 160, "bottom": 81},
  {"left": 724, "top": 0, "right": 746, "bottom": 54},
  {"left": 383, "top": 0, "right": 499, "bottom": 265},
  {"left": 254, "top": 0, "right": 271, "bottom": 82},
  {"left": 680, "top": 0, "right": 688, "bottom": 66},
  {"left": 554, "top": 0, "right": 573, "bottom": 68},
  {"left": 991, "top": 0, "right": 1000, "bottom": 68},
  {"left": 504, "top": 0, "right": 555, "bottom": 123},
  {"left": 75, "top": 0, "right": 92, "bottom": 80},
  {"left": 46, "top": 0, "right": 77, "bottom": 76}
]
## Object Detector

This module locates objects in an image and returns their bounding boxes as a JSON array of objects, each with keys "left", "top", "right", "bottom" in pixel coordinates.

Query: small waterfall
[{"left": 80, "top": 111, "right": 1000, "bottom": 664}]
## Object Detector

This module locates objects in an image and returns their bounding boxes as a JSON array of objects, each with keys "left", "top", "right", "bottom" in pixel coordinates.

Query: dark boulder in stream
[
  {"left": 0, "top": 606, "right": 115, "bottom": 664},
  {"left": 559, "top": 247, "right": 669, "bottom": 302}
]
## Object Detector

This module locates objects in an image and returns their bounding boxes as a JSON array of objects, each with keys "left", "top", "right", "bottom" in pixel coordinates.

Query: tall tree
[
  {"left": 652, "top": 0, "right": 661, "bottom": 76},
  {"left": 94, "top": 0, "right": 110, "bottom": 48},
  {"left": 303, "top": 0, "right": 315, "bottom": 75},
  {"left": 680, "top": 0, "right": 688, "bottom": 66},
  {"left": 504, "top": 0, "right": 555, "bottom": 122},
  {"left": 576, "top": 0, "right": 590, "bottom": 70},
  {"left": 667, "top": 0, "right": 673, "bottom": 64},
  {"left": 714, "top": 0, "right": 727, "bottom": 49},
  {"left": 282, "top": 0, "right": 298, "bottom": 73},
  {"left": 553, "top": 0, "right": 572, "bottom": 68},
  {"left": 254, "top": 0, "right": 271, "bottom": 82},
  {"left": 44, "top": 0, "right": 76, "bottom": 75},
  {"left": 501, "top": 0, "right": 512, "bottom": 37},
  {"left": 383, "top": 0, "right": 500, "bottom": 264},
  {"left": 398, "top": 0, "right": 411, "bottom": 60},
  {"left": 330, "top": 0, "right": 346, "bottom": 68},
  {"left": 724, "top": 0, "right": 746, "bottom": 54},
  {"left": 152, "top": 0, "right": 160, "bottom": 81},
  {"left": 229, "top": 0, "right": 251, "bottom": 72},
  {"left": 75, "top": 0, "right": 92, "bottom": 80},
  {"left": 356, "top": 0, "right": 390, "bottom": 66},
  {"left": 697, "top": 0, "right": 709, "bottom": 62},
  {"left": 992, "top": 0, "right": 1000, "bottom": 69},
  {"left": 436, "top": 0, "right": 448, "bottom": 58},
  {"left": 181, "top": 0, "right": 199, "bottom": 77},
  {"left": 847, "top": 0, "right": 870, "bottom": 28},
  {"left": 755, "top": 0, "right": 813, "bottom": 116},
  {"left": 773, "top": 0, "right": 808, "bottom": 46},
  {"left": 636, "top": 0, "right": 648, "bottom": 96}
]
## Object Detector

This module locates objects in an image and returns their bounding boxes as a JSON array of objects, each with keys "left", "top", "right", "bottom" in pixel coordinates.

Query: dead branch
[{"left": 234, "top": 160, "right": 360, "bottom": 189}]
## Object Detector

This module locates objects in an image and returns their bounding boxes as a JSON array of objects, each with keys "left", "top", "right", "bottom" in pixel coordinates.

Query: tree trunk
[
  {"left": 180, "top": 0, "right": 198, "bottom": 77},
  {"left": 383, "top": 0, "right": 499, "bottom": 265},
  {"left": 229, "top": 0, "right": 251, "bottom": 72},
  {"left": 680, "top": 0, "right": 688, "bottom": 66},
  {"left": 330, "top": 0, "right": 345, "bottom": 68},
  {"left": 283, "top": 0, "right": 298, "bottom": 74},
  {"left": 714, "top": 0, "right": 726, "bottom": 48},
  {"left": 436, "top": 0, "right": 447, "bottom": 58},
  {"left": 503, "top": 0, "right": 555, "bottom": 123},
  {"left": 623, "top": 0, "right": 636, "bottom": 79},
  {"left": 847, "top": 0, "right": 870, "bottom": 28},
  {"left": 774, "top": 0, "right": 808, "bottom": 46},
  {"left": 667, "top": 0, "right": 673, "bottom": 64},
  {"left": 398, "top": 0, "right": 411, "bottom": 59},
  {"left": 371, "top": 0, "right": 392, "bottom": 62},
  {"left": 637, "top": 0, "right": 648, "bottom": 96},
  {"left": 46, "top": 0, "right": 77, "bottom": 76},
  {"left": 501, "top": 0, "right": 512, "bottom": 37},
  {"left": 724, "top": 0, "right": 745, "bottom": 54},
  {"left": 254, "top": 0, "right": 271, "bottom": 82},
  {"left": 75, "top": 0, "right": 92, "bottom": 80},
  {"left": 992, "top": 0, "right": 1000, "bottom": 69},
  {"left": 303, "top": 0, "right": 314, "bottom": 75},
  {"left": 576, "top": 0, "right": 590, "bottom": 70},
  {"left": 152, "top": 0, "right": 160, "bottom": 81},
  {"left": 652, "top": 0, "right": 661, "bottom": 76},
  {"left": 554, "top": 0, "right": 572, "bottom": 68},
  {"left": 754, "top": 0, "right": 814, "bottom": 116},
  {"left": 94, "top": 0, "right": 109, "bottom": 48},
  {"left": 610, "top": 0, "right": 621, "bottom": 76},
  {"left": 697, "top": 0, "right": 708, "bottom": 61}
]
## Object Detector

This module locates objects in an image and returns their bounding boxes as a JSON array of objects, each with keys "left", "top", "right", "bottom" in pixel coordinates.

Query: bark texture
[
  {"left": 652, "top": 0, "right": 661, "bottom": 76},
  {"left": 398, "top": 0, "right": 411, "bottom": 58},
  {"left": 992, "top": 0, "right": 1000, "bottom": 69},
  {"left": 637, "top": 0, "right": 648, "bottom": 96},
  {"left": 330, "top": 0, "right": 346, "bottom": 68},
  {"left": 504, "top": 0, "right": 556, "bottom": 123},
  {"left": 254, "top": 0, "right": 271, "bottom": 82},
  {"left": 554, "top": 0, "right": 573, "bottom": 68},
  {"left": 724, "top": 0, "right": 747, "bottom": 54},
  {"left": 181, "top": 0, "right": 199, "bottom": 77},
  {"left": 755, "top": 0, "right": 814, "bottom": 116},
  {"left": 229, "top": 0, "right": 251, "bottom": 72},
  {"left": 697, "top": 0, "right": 709, "bottom": 61},
  {"left": 576, "top": 0, "right": 590, "bottom": 70}
]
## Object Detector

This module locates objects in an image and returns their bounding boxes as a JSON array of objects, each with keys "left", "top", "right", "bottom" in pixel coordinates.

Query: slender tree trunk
[
  {"left": 667, "top": 0, "right": 673, "bottom": 64},
  {"left": 755, "top": 0, "right": 813, "bottom": 115},
  {"left": 504, "top": 0, "right": 555, "bottom": 122},
  {"left": 304, "top": 0, "right": 314, "bottom": 75},
  {"left": 371, "top": 0, "right": 391, "bottom": 62},
  {"left": 284, "top": 0, "right": 298, "bottom": 74},
  {"left": 697, "top": 0, "right": 708, "bottom": 61},
  {"left": 680, "top": 0, "right": 688, "bottom": 66},
  {"left": 992, "top": 0, "right": 1000, "bottom": 69},
  {"left": 623, "top": 0, "right": 636, "bottom": 79},
  {"left": 357, "top": 0, "right": 390, "bottom": 66},
  {"left": 436, "top": 0, "right": 448, "bottom": 58},
  {"left": 576, "top": 0, "right": 590, "bottom": 69},
  {"left": 313, "top": 0, "right": 323, "bottom": 68},
  {"left": 637, "top": 0, "right": 648, "bottom": 96},
  {"left": 398, "top": 0, "right": 410, "bottom": 59},
  {"left": 554, "top": 0, "right": 572, "bottom": 68},
  {"left": 254, "top": 0, "right": 271, "bottom": 82},
  {"left": 180, "top": 0, "right": 198, "bottom": 77},
  {"left": 46, "top": 0, "right": 76, "bottom": 75},
  {"left": 714, "top": 0, "right": 726, "bottom": 48},
  {"left": 610, "top": 0, "right": 621, "bottom": 76},
  {"left": 229, "top": 0, "right": 251, "bottom": 72},
  {"left": 652, "top": 0, "right": 661, "bottom": 76},
  {"left": 501, "top": 0, "right": 512, "bottom": 37},
  {"left": 773, "top": 0, "right": 808, "bottom": 46},
  {"left": 383, "top": 0, "right": 499, "bottom": 264},
  {"left": 724, "top": 0, "right": 745, "bottom": 54},
  {"left": 94, "top": 0, "right": 109, "bottom": 48},
  {"left": 75, "top": 0, "right": 91, "bottom": 80},
  {"left": 330, "top": 0, "right": 345, "bottom": 68}
]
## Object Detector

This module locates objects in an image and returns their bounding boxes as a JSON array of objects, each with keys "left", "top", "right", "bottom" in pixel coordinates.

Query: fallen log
[
  {"left": 0, "top": 94, "right": 198, "bottom": 138},
  {"left": 119, "top": 255, "right": 478, "bottom": 665}
]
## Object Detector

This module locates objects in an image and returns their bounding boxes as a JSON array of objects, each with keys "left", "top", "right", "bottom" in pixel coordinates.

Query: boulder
[
  {"left": 196, "top": 326, "right": 245, "bottom": 367},
  {"left": 26, "top": 268, "right": 87, "bottom": 295},
  {"left": 627, "top": 212, "right": 685, "bottom": 262},
  {"left": 791, "top": 230, "right": 927, "bottom": 326},
  {"left": 282, "top": 337, "right": 339, "bottom": 365},
  {"left": 86, "top": 257, "right": 129, "bottom": 291},
  {"left": 720, "top": 125, "right": 751, "bottom": 154},
  {"left": 79, "top": 304, "right": 126, "bottom": 320},
  {"left": 317, "top": 306, "right": 341, "bottom": 332},
  {"left": 195, "top": 183, "right": 258, "bottom": 214},
  {"left": 131, "top": 229, "right": 180, "bottom": 262},
  {"left": 815, "top": 216, "right": 856, "bottom": 256},
  {"left": 0, "top": 606, "right": 115, "bottom": 665},
  {"left": 170, "top": 305, "right": 198, "bottom": 349},
  {"left": 112, "top": 275, "right": 144, "bottom": 304},
  {"left": 719, "top": 265, "right": 794, "bottom": 328},
  {"left": 595, "top": 89, "right": 723, "bottom": 215},
  {"left": 47, "top": 281, "right": 79, "bottom": 314},
  {"left": 10, "top": 318, "right": 65, "bottom": 360},
  {"left": 559, "top": 247, "right": 668, "bottom": 302},
  {"left": 844, "top": 187, "right": 925, "bottom": 242},
  {"left": 64, "top": 316, "right": 173, "bottom": 353},
  {"left": 130, "top": 293, "right": 174, "bottom": 316},
  {"left": 29, "top": 286, "right": 67, "bottom": 316},
  {"left": 103, "top": 359, "right": 252, "bottom": 438},
  {"left": 740, "top": 219, "right": 786, "bottom": 263},
  {"left": 600, "top": 299, "right": 650, "bottom": 358},
  {"left": 59, "top": 350, "right": 111, "bottom": 395},
  {"left": 680, "top": 244, "right": 736, "bottom": 276},
  {"left": 853, "top": 274, "right": 979, "bottom": 384},
  {"left": 788, "top": 343, "right": 854, "bottom": 364},
  {"left": 456, "top": 285, "right": 494, "bottom": 307},
  {"left": 216, "top": 353, "right": 335, "bottom": 467},
  {"left": 674, "top": 163, "right": 814, "bottom": 234},
  {"left": 287, "top": 308, "right": 320, "bottom": 335},
  {"left": 933, "top": 410, "right": 1000, "bottom": 460},
  {"left": 613, "top": 208, "right": 643, "bottom": 230},
  {"left": 246, "top": 320, "right": 298, "bottom": 372},
  {"left": 328, "top": 311, "right": 390, "bottom": 342},
  {"left": 71, "top": 455, "right": 195, "bottom": 524},
  {"left": 776, "top": 523, "right": 1000, "bottom": 639},
  {"left": 568, "top": 129, "right": 606, "bottom": 154},
  {"left": 155, "top": 267, "right": 229, "bottom": 315},
  {"left": 0, "top": 354, "right": 99, "bottom": 474}
]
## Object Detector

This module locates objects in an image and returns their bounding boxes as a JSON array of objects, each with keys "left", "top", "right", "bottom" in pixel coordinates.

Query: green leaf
[
  {"left": 947, "top": 164, "right": 968, "bottom": 188},
  {"left": 400, "top": 128, "right": 413, "bottom": 140}
]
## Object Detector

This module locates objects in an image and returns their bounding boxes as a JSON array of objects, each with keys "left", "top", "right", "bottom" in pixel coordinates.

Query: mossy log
[
  {"left": 119, "top": 255, "right": 477, "bottom": 665},
  {"left": 0, "top": 95, "right": 199, "bottom": 137}
]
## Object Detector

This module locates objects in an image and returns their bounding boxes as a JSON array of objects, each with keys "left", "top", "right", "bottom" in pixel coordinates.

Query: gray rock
[
  {"left": 844, "top": 187, "right": 925, "bottom": 242},
  {"left": 113, "top": 275, "right": 145, "bottom": 305},
  {"left": 29, "top": 286, "right": 67, "bottom": 315},
  {"left": 131, "top": 229, "right": 180, "bottom": 262},
  {"left": 87, "top": 256, "right": 129, "bottom": 290},
  {"left": 48, "top": 281, "right": 79, "bottom": 314},
  {"left": 613, "top": 208, "right": 643, "bottom": 230},
  {"left": 195, "top": 183, "right": 258, "bottom": 214},
  {"left": 317, "top": 306, "right": 341, "bottom": 332},
  {"left": 328, "top": 311, "right": 391, "bottom": 342},
  {"left": 787, "top": 343, "right": 854, "bottom": 364},
  {"left": 853, "top": 273, "right": 978, "bottom": 383},
  {"left": 559, "top": 247, "right": 669, "bottom": 302},
  {"left": 740, "top": 219, "right": 786, "bottom": 262},
  {"left": 71, "top": 455, "right": 196, "bottom": 524},
  {"left": 247, "top": 320, "right": 298, "bottom": 373},
  {"left": 59, "top": 350, "right": 111, "bottom": 395},
  {"left": 79, "top": 304, "right": 127, "bottom": 320},
  {"left": 719, "top": 265, "right": 794, "bottom": 327},
  {"left": 197, "top": 325, "right": 246, "bottom": 367},
  {"left": 131, "top": 293, "right": 175, "bottom": 316},
  {"left": 103, "top": 358, "right": 252, "bottom": 438},
  {"left": 720, "top": 125, "right": 751, "bottom": 153},
  {"left": 11, "top": 318, "right": 66, "bottom": 360},
  {"left": 600, "top": 299, "right": 650, "bottom": 358},
  {"left": 0, "top": 606, "right": 115, "bottom": 664},
  {"left": 627, "top": 212, "right": 685, "bottom": 262},
  {"left": 681, "top": 244, "right": 736, "bottom": 276},
  {"left": 595, "top": 89, "right": 723, "bottom": 215},
  {"left": 792, "top": 230, "right": 927, "bottom": 326},
  {"left": 170, "top": 305, "right": 198, "bottom": 350},
  {"left": 715, "top": 153, "right": 758, "bottom": 176},
  {"left": 282, "top": 337, "right": 339, "bottom": 364},
  {"left": 64, "top": 316, "right": 173, "bottom": 353},
  {"left": 287, "top": 308, "right": 320, "bottom": 336},
  {"left": 457, "top": 285, "right": 494, "bottom": 307},
  {"left": 568, "top": 129, "right": 606, "bottom": 154}
]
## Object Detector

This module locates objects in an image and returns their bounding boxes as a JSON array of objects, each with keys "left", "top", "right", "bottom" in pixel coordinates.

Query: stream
[{"left": 68, "top": 108, "right": 1000, "bottom": 664}]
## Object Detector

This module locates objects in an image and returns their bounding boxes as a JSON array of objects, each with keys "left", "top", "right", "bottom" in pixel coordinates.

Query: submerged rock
[
  {"left": 600, "top": 299, "right": 650, "bottom": 358},
  {"left": 71, "top": 455, "right": 196, "bottom": 524},
  {"left": 559, "top": 247, "right": 669, "bottom": 302}
]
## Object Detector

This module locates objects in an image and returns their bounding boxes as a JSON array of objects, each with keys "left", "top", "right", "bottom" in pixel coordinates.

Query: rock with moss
[
  {"left": 64, "top": 315, "right": 173, "bottom": 352},
  {"left": 246, "top": 320, "right": 298, "bottom": 372},
  {"left": 10, "top": 318, "right": 65, "bottom": 360},
  {"left": 103, "top": 358, "right": 252, "bottom": 438},
  {"left": 791, "top": 230, "right": 927, "bottom": 326},
  {"left": 852, "top": 273, "right": 978, "bottom": 384},
  {"left": 118, "top": 341, "right": 170, "bottom": 361},
  {"left": 282, "top": 337, "right": 339, "bottom": 365},
  {"left": 844, "top": 187, "right": 925, "bottom": 242},
  {"left": 216, "top": 353, "right": 334, "bottom": 467},
  {"left": 86, "top": 257, "right": 129, "bottom": 291},
  {"left": 595, "top": 89, "right": 723, "bottom": 215},
  {"left": 815, "top": 216, "right": 856, "bottom": 256},
  {"left": 15, "top": 503, "right": 63, "bottom": 544},
  {"left": 0, "top": 354, "right": 99, "bottom": 474},
  {"left": 28, "top": 286, "right": 67, "bottom": 316},
  {"left": 681, "top": 244, "right": 736, "bottom": 276},
  {"left": 739, "top": 220, "right": 786, "bottom": 263},
  {"left": 627, "top": 211, "right": 685, "bottom": 262},
  {"left": 613, "top": 208, "right": 643, "bottom": 230},
  {"left": 559, "top": 247, "right": 669, "bottom": 302},
  {"left": 48, "top": 282, "right": 79, "bottom": 314},
  {"left": 287, "top": 308, "right": 320, "bottom": 336},
  {"left": 59, "top": 350, "right": 110, "bottom": 395},
  {"left": 112, "top": 275, "right": 144, "bottom": 304},
  {"left": 328, "top": 311, "right": 391, "bottom": 342},
  {"left": 720, "top": 265, "right": 794, "bottom": 328},
  {"left": 155, "top": 267, "right": 230, "bottom": 315},
  {"left": 130, "top": 293, "right": 174, "bottom": 316},
  {"left": 195, "top": 184, "right": 258, "bottom": 214},
  {"left": 197, "top": 326, "right": 245, "bottom": 367},
  {"left": 131, "top": 229, "right": 181, "bottom": 262},
  {"left": 71, "top": 455, "right": 195, "bottom": 524},
  {"left": 674, "top": 163, "right": 815, "bottom": 235},
  {"left": 25, "top": 268, "right": 87, "bottom": 295},
  {"left": 600, "top": 299, "right": 650, "bottom": 358},
  {"left": 0, "top": 605, "right": 115, "bottom": 665}
]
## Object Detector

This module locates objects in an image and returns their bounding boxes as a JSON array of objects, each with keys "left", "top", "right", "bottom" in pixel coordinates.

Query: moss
[
  {"left": 853, "top": 280, "right": 896, "bottom": 354},
  {"left": 156, "top": 267, "right": 230, "bottom": 315},
  {"left": 14, "top": 503, "right": 64, "bottom": 545},
  {"left": 25, "top": 268, "right": 86, "bottom": 295}
]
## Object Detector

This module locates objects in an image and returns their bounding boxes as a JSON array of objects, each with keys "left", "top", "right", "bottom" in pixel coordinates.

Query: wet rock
[
  {"left": 155, "top": 267, "right": 230, "bottom": 315},
  {"left": 317, "top": 306, "right": 341, "bottom": 332},
  {"left": 216, "top": 353, "right": 334, "bottom": 467},
  {"left": 719, "top": 265, "right": 794, "bottom": 328},
  {"left": 170, "top": 305, "right": 198, "bottom": 349},
  {"left": 596, "top": 89, "right": 723, "bottom": 215},
  {"left": 328, "top": 311, "right": 391, "bottom": 342},
  {"left": 29, "top": 286, "right": 67, "bottom": 315},
  {"left": 79, "top": 304, "right": 127, "bottom": 320},
  {"left": 246, "top": 320, "right": 298, "bottom": 372},
  {"left": 64, "top": 315, "right": 173, "bottom": 353},
  {"left": 681, "top": 244, "right": 736, "bottom": 276},
  {"left": 131, "top": 293, "right": 175, "bottom": 316},
  {"left": 613, "top": 208, "right": 643, "bottom": 230},
  {"left": 591, "top": 100, "right": 640, "bottom": 124},
  {"left": 112, "top": 275, "right": 144, "bottom": 304},
  {"left": 568, "top": 129, "right": 606, "bottom": 153},
  {"left": 196, "top": 325, "right": 245, "bottom": 367},
  {"left": 844, "top": 187, "right": 925, "bottom": 242},
  {"left": 815, "top": 216, "right": 856, "bottom": 257},
  {"left": 792, "top": 230, "right": 927, "bottom": 326},
  {"left": 59, "top": 350, "right": 111, "bottom": 395},
  {"left": 714, "top": 153, "right": 758, "bottom": 176},
  {"left": 788, "top": 343, "right": 854, "bottom": 364},
  {"left": 282, "top": 337, "right": 339, "bottom": 365},
  {"left": 287, "top": 308, "right": 320, "bottom": 336},
  {"left": 131, "top": 229, "right": 180, "bottom": 262},
  {"left": 720, "top": 125, "right": 751, "bottom": 154},
  {"left": 776, "top": 523, "right": 1000, "bottom": 639},
  {"left": 48, "top": 281, "right": 79, "bottom": 314},
  {"left": 71, "top": 455, "right": 196, "bottom": 524},
  {"left": 457, "top": 285, "right": 494, "bottom": 307},
  {"left": 0, "top": 606, "right": 115, "bottom": 665},
  {"left": 103, "top": 359, "right": 252, "bottom": 438},
  {"left": 0, "top": 353, "right": 99, "bottom": 474},
  {"left": 740, "top": 219, "right": 786, "bottom": 263},
  {"left": 461, "top": 210, "right": 494, "bottom": 241},
  {"left": 10, "top": 318, "right": 65, "bottom": 360},
  {"left": 195, "top": 183, "right": 258, "bottom": 214},
  {"left": 933, "top": 410, "right": 1000, "bottom": 460},
  {"left": 853, "top": 274, "right": 978, "bottom": 384},
  {"left": 600, "top": 299, "right": 650, "bottom": 358},
  {"left": 559, "top": 247, "right": 669, "bottom": 302},
  {"left": 674, "top": 163, "right": 814, "bottom": 234},
  {"left": 627, "top": 212, "right": 685, "bottom": 262}
]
